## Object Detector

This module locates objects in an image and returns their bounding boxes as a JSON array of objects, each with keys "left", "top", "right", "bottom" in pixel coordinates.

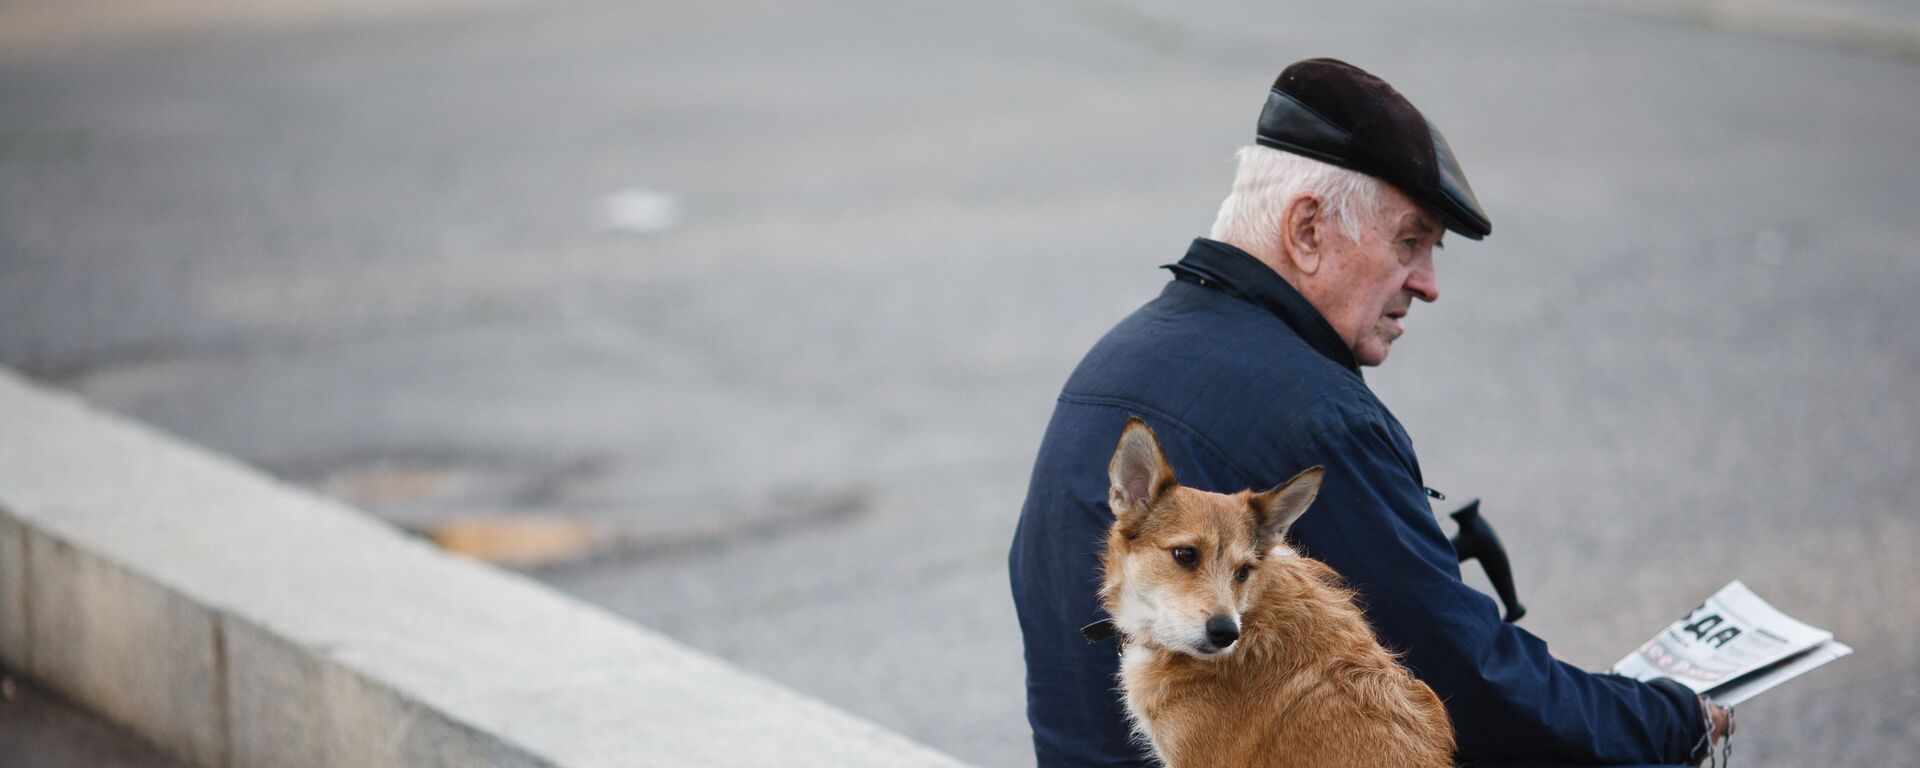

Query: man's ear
[
  {"left": 1108, "top": 417, "right": 1177, "bottom": 530},
  {"left": 1281, "top": 194, "right": 1324, "bottom": 275},
  {"left": 1251, "top": 466, "right": 1323, "bottom": 541}
]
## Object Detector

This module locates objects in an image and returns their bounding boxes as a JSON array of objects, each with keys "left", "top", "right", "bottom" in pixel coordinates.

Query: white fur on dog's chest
[{"left": 1118, "top": 644, "right": 1171, "bottom": 764}]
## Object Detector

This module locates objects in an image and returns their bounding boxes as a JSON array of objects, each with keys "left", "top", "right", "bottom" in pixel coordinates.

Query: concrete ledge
[{"left": 0, "top": 369, "right": 968, "bottom": 768}]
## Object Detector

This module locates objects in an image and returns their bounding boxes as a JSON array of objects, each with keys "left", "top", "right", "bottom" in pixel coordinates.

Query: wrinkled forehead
[
  {"left": 1376, "top": 182, "right": 1445, "bottom": 243},
  {"left": 1401, "top": 208, "right": 1443, "bottom": 241}
]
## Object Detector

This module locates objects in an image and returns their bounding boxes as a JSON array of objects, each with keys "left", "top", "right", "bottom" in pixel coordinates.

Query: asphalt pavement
[{"left": 2, "top": 0, "right": 1916, "bottom": 765}]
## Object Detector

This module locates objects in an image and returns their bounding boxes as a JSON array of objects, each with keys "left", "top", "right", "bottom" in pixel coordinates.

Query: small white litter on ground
[{"left": 596, "top": 187, "right": 683, "bottom": 234}]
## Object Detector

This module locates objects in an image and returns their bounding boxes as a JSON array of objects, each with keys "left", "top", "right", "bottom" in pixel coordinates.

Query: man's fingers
[{"left": 1709, "top": 703, "right": 1734, "bottom": 738}]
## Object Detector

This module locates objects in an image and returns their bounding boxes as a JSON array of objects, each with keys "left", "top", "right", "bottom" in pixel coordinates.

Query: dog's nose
[{"left": 1205, "top": 615, "right": 1239, "bottom": 649}]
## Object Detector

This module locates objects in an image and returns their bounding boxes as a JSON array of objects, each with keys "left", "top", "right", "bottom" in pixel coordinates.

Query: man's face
[{"left": 1310, "top": 185, "right": 1443, "bottom": 366}]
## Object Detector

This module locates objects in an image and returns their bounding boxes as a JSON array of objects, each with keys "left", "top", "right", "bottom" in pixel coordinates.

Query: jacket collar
[{"left": 1165, "top": 238, "right": 1360, "bottom": 374}]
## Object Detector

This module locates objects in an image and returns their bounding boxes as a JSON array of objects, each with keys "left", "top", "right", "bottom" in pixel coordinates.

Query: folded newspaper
[{"left": 1611, "top": 580, "right": 1851, "bottom": 707}]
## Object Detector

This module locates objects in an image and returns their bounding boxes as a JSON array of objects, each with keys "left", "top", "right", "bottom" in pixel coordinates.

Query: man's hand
[
  {"left": 1706, "top": 699, "right": 1734, "bottom": 740},
  {"left": 1695, "top": 697, "right": 1734, "bottom": 765}
]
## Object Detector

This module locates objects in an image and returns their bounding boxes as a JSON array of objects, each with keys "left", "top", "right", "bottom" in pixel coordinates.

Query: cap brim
[{"left": 1425, "top": 119, "right": 1490, "bottom": 240}]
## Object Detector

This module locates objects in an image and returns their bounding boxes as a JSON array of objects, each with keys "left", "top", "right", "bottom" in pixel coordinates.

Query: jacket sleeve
[{"left": 1279, "top": 404, "right": 1706, "bottom": 765}]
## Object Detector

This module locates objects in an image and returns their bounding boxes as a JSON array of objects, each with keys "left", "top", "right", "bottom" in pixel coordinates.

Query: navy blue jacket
[{"left": 1008, "top": 239, "right": 1706, "bottom": 767}]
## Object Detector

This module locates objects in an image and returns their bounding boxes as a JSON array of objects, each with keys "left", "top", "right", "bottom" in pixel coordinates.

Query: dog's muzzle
[{"left": 1202, "top": 615, "right": 1239, "bottom": 652}]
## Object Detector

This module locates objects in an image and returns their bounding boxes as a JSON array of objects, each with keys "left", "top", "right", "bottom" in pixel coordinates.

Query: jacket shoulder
[{"left": 1057, "top": 282, "right": 1398, "bottom": 483}]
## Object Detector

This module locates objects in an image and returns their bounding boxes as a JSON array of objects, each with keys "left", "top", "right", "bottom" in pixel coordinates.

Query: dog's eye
[
  {"left": 1235, "top": 564, "right": 1253, "bottom": 583},
  {"left": 1170, "top": 547, "right": 1198, "bottom": 568}
]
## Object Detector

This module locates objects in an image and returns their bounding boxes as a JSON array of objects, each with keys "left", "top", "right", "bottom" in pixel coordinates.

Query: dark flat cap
[{"left": 1256, "top": 58, "right": 1491, "bottom": 240}]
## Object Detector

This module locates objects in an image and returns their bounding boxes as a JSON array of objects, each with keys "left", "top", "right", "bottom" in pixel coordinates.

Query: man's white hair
[{"left": 1209, "top": 145, "right": 1384, "bottom": 250}]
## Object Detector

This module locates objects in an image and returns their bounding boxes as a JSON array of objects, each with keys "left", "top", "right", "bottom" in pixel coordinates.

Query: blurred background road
[{"left": 2, "top": 0, "right": 1916, "bottom": 765}]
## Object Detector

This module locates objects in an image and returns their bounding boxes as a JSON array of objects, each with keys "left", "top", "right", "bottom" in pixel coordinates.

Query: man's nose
[{"left": 1407, "top": 257, "right": 1439, "bottom": 303}]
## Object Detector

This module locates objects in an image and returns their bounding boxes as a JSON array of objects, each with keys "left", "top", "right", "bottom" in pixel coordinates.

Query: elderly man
[{"left": 1008, "top": 59, "right": 1729, "bottom": 767}]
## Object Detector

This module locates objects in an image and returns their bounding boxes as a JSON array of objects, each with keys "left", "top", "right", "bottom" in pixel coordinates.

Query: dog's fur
[{"left": 1098, "top": 418, "right": 1453, "bottom": 768}]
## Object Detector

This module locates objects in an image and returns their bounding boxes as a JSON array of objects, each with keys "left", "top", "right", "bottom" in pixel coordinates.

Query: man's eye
[
  {"left": 1171, "top": 547, "right": 1198, "bottom": 568},
  {"left": 1235, "top": 564, "right": 1253, "bottom": 582},
  {"left": 1402, "top": 238, "right": 1419, "bottom": 249}
]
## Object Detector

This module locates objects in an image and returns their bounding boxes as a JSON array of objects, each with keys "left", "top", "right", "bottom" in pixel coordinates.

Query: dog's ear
[
  {"left": 1251, "top": 466, "right": 1323, "bottom": 540},
  {"left": 1108, "top": 417, "right": 1177, "bottom": 530}
]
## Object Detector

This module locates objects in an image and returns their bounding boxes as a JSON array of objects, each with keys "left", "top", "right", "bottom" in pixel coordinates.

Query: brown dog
[{"left": 1097, "top": 418, "right": 1454, "bottom": 768}]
